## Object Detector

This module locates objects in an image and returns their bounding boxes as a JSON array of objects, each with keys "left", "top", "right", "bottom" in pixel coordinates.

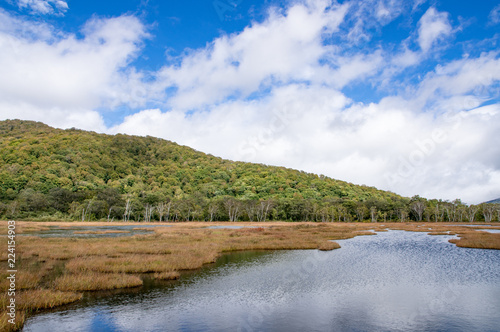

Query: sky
[{"left": 0, "top": 0, "right": 499, "bottom": 204}]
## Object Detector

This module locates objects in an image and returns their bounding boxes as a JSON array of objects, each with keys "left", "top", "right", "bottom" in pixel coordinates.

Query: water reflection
[{"left": 23, "top": 231, "right": 500, "bottom": 332}]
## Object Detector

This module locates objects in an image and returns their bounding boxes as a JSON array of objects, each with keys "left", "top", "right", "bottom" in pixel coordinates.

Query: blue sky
[{"left": 1, "top": 0, "right": 499, "bottom": 203}]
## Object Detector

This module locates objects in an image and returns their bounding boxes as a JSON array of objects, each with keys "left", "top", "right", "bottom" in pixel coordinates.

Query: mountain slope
[{"left": 0, "top": 119, "right": 407, "bottom": 221}]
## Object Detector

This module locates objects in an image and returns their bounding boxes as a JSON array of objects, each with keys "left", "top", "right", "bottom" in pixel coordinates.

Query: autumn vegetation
[{"left": 0, "top": 120, "right": 498, "bottom": 224}]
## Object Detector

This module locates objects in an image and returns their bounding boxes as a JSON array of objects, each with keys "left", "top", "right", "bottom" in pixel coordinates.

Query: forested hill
[{"left": 2, "top": 119, "right": 488, "bottom": 223}]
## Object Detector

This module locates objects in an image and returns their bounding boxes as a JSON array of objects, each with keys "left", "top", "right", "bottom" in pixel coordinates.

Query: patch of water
[{"left": 20, "top": 225, "right": 171, "bottom": 238}]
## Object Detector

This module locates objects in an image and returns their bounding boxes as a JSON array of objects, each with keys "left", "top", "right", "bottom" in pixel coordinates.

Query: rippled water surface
[{"left": 23, "top": 231, "right": 500, "bottom": 331}]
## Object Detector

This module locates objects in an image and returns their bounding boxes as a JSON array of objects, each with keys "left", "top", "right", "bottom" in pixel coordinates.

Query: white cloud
[
  {"left": 0, "top": 11, "right": 151, "bottom": 129},
  {"left": 489, "top": 4, "right": 500, "bottom": 25},
  {"left": 155, "top": 2, "right": 349, "bottom": 110},
  {"left": 412, "top": 52, "right": 500, "bottom": 110},
  {"left": 16, "top": 0, "right": 68, "bottom": 15},
  {"left": 417, "top": 7, "right": 452, "bottom": 53}
]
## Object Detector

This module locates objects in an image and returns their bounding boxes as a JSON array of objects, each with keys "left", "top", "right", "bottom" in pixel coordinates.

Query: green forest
[{"left": 0, "top": 120, "right": 498, "bottom": 222}]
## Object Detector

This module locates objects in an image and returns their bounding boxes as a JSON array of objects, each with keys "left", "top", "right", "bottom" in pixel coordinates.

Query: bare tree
[
  {"left": 208, "top": 200, "right": 219, "bottom": 222},
  {"left": 123, "top": 198, "right": 132, "bottom": 222},
  {"left": 107, "top": 206, "right": 114, "bottom": 222},
  {"left": 144, "top": 204, "right": 155, "bottom": 222},
  {"left": 224, "top": 197, "right": 241, "bottom": 222},
  {"left": 156, "top": 202, "right": 167, "bottom": 222},
  {"left": 165, "top": 201, "right": 172, "bottom": 222},
  {"left": 244, "top": 200, "right": 257, "bottom": 222},
  {"left": 370, "top": 206, "right": 378, "bottom": 223},
  {"left": 434, "top": 204, "right": 440, "bottom": 222},
  {"left": 336, "top": 205, "right": 348, "bottom": 222},
  {"left": 466, "top": 205, "right": 479, "bottom": 223},
  {"left": 256, "top": 199, "right": 273, "bottom": 222},
  {"left": 411, "top": 200, "right": 425, "bottom": 221},
  {"left": 396, "top": 207, "right": 408, "bottom": 222},
  {"left": 81, "top": 199, "right": 93, "bottom": 222},
  {"left": 481, "top": 203, "right": 495, "bottom": 223}
]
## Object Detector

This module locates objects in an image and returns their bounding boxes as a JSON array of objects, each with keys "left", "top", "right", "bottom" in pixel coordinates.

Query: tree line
[{"left": 1, "top": 186, "right": 498, "bottom": 223}]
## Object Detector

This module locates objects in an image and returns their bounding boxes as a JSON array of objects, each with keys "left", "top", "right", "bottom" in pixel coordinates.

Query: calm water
[
  {"left": 21, "top": 225, "right": 170, "bottom": 238},
  {"left": 23, "top": 231, "right": 500, "bottom": 332}
]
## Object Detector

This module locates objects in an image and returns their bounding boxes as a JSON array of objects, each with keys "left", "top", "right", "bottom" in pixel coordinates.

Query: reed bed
[
  {"left": 0, "top": 290, "right": 82, "bottom": 312},
  {"left": 0, "top": 311, "right": 25, "bottom": 332},
  {"left": 318, "top": 241, "right": 341, "bottom": 251},
  {"left": 55, "top": 272, "right": 143, "bottom": 291},
  {"left": 449, "top": 231, "right": 500, "bottom": 250}
]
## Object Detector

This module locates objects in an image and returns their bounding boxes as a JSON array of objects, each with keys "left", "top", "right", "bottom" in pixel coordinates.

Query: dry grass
[
  {"left": 449, "top": 231, "right": 500, "bottom": 250},
  {"left": 0, "top": 311, "right": 25, "bottom": 332},
  {"left": 55, "top": 272, "right": 142, "bottom": 291},
  {"left": 0, "top": 290, "right": 82, "bottom": 312},
  {"left": 318, "top": 241, "right": 341, "bottom": 251}
]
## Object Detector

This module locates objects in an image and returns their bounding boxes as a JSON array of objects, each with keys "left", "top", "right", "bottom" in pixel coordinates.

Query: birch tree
[
  {"left": 123, "top": 198, "right": 132, "bottom": 222},
  {"left": 256, "top": 199, "right": 273, "bottom": 222},
  {"left": 410, "top": 198, "right": 425, "bottom": 221},
  {"left": 370, "top": 206, "right": 378, "bottom": 223},
  {"left": 481, "top": 203, "right": 495, "bottom": 223},
  {"left": 466, "top": 205, "right": 479, "bottom": 223}
]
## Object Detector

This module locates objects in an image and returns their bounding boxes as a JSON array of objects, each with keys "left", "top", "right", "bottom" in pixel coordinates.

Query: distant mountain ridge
[{"left": 486, "top": 198, "right": 500, "bottom": 204}]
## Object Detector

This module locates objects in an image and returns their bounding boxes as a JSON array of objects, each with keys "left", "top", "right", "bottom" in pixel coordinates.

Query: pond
[
  {"left": 23, "top": 230, "right": 500, "bottom": 331},
  {"left": 20, "top": 225, "right": 171, "bottom": 238}
]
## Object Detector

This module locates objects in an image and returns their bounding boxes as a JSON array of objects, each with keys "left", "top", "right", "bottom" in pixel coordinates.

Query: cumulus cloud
[
  {"left": 155, "top": 1, "right": 349, "bottom": 110},
  {"left": 0, "top": 10, "right": 152, "bottom": 129},
  {"left": 16, "top": 0, "right": 68, "bottom": 15},
  {"left": 417, "top": 7, "right": 452, "bottom": 53}
]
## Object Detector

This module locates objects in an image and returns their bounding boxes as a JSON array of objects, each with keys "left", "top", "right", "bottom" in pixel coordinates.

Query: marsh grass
[
  {"left": 55, "top": 272, "right": 143, "bottom": 291},
  {"left": 318, "top": 241, "right": 341, "bottom": 251},
  {"left": 449, "top": 231, "right": 500, "bottom": 250},
  {"left": 0, "top": 311, "right": 25, "bottom": 332},
  {"left": 0, "top": 290, "right": 82, "bottom": 316}
]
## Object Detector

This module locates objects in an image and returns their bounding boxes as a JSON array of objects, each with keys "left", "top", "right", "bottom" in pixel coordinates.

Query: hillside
[
  {"left": 0, "top": 119, "right": 492, "bottom": 222},
  {"left": 486, "top": 198, "right": 500, "bottom": 204}
]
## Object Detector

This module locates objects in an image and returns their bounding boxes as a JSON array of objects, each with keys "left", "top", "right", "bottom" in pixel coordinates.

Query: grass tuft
[
  {"left": 55, "top": 272, "right": 142, "bottom": 291},
  {"left": 318, "top": 241, "right": 341, "bottom": 251},
  {"left": 0, "top": 311, "right": 25, "bottom": 332}
]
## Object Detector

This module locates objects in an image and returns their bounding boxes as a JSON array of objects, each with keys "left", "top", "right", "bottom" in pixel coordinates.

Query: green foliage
[{"left": 0, "top": 120, "right": 494, "bottom": 222}]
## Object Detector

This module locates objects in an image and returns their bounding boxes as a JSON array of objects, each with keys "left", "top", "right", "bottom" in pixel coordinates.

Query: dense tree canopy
[{"left": 0, "top": 120, "right": 498, "bottom": 222}]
